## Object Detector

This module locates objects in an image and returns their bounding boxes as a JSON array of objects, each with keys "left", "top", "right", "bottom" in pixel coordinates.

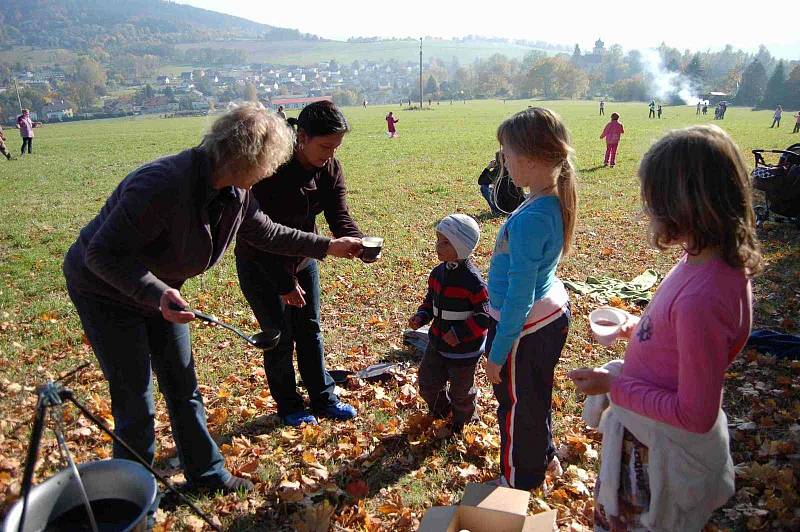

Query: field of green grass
[
  {"left": 0, "top": 47, "right": 77, "bottom": 68},
  {"left": 173, "top": 38, "right": 557, "bottom": 66},
  {"left": 1, "top": 100, "right": 798, "bottom": 530}
]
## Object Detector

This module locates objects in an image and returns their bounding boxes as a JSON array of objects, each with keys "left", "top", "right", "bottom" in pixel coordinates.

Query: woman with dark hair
[
  {"left": 62, "top": 103, "right": 362, "bottom": 494},
  {"left": 235, "top": 101, "right": 366, "bottom": 426}
]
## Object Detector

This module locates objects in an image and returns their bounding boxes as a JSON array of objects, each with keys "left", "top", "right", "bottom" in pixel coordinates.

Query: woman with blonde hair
[{"left": 63, "top": 103, "right": 362, "bottom": 494}]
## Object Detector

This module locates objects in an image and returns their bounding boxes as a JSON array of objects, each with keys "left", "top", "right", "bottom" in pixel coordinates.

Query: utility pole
[
  {"left": 14, "top": 78, "right": 23, "bottom": 111},
  {"left": 419, "top": 38, "right": 423, "bottom": 110}
]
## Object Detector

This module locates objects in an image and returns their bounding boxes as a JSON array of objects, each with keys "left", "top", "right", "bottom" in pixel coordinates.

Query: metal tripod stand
[{"left": 16, "top": 365, "right": 221, "bottom": 532}]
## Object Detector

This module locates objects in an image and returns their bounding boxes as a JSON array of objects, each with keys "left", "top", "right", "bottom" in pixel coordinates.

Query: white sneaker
[{"left": 547, "top": 456, "right": 563, "bottom": 477}]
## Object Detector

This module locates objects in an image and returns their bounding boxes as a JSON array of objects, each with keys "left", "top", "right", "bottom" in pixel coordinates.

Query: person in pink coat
[
  {"left": 600, "top": 112, "right": 624, "bottom": 167},
  {"left": 386, "top": 111, "right": 399, "bottom": 137}
]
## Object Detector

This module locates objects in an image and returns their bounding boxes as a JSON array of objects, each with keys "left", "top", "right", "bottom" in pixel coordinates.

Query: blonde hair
[
  {"left": 496, "top": 107, "right": 578, "bottom": 255},
  {"left": 200, "top": 102, "right": 294, "bottom": 178},
  {"left": 639, "top": 125, "right": 763, "bottom": 275}
]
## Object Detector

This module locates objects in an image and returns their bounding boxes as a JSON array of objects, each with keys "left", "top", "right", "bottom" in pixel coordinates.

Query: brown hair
[
  {"left": 200, "top": 102, "right": 294, "bottom": 177},
  {"left": 496, "top": 107, "right": 578, "bottom": 255},
  {"left": 639, "top": 125, "right": 763, "bottom": 275}
]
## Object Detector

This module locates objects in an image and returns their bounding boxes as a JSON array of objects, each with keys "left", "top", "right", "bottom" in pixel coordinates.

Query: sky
[{"left": 175, "top": 0, "right": 799, "bottom": 59}]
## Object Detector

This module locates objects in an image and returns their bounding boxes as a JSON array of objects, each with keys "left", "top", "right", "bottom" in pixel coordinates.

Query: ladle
[{"left": 169, "top": 304, "right": 280, "bottom": 350}]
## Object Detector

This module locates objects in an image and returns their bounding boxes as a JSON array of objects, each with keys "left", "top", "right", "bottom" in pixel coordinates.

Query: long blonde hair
[
  {"left": 496, "top": 107, "right": 578, "bottom": 255},
  {"left": 200, "top": 102, "right": 294, "bottom": 178},
  {"left": 639, "top": 125, "right": 763, "bottom": 275}
]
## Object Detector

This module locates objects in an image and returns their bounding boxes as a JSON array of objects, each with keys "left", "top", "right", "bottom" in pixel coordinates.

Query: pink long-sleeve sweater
[
  {"left": 609, "top": 254, "right": 752, "bottom": 434},
  {"left": 600, "top": 120, "right": 624, "bottom": 145}
]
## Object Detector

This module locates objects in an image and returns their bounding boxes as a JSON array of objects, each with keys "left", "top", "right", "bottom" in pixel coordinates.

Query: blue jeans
[
  {"left": 480, "top": 184, "right": 500, "bottom": 213},
  {"left": 66, "top": 287, "right": 230, "bottom": 486},
  {"left": 235, "top": 257, "right": 338, "bottom": 417}
]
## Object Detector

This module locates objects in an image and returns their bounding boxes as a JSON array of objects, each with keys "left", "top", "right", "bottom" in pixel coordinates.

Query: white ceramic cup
[
  {"left": 589, "top": 307, "right": 628, "bottom": 346},
  {"left": 360, "top": 236, "right": 384, "bottom": 263}
]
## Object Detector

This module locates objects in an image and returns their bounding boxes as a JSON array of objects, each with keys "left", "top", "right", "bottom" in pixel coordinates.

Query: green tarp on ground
[{"left": 563, "top": 269, "right": 659, "bottom": 304}]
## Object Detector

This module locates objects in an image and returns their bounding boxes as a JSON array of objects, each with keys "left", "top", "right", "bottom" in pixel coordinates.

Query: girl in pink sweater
[
  {"left": 569, "top": 125, "right": 763, "bottom": 530},
  {"left": 600, "top": 112, "right": 624, "bottom": 167}
]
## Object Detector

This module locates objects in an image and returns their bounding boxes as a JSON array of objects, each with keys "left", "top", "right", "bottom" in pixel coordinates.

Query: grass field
[
  {"left": 1, "top": 100, "right": 798, "bottom": 530},
  {"left": 173, "top": 38, "right": 558, "bottom": 67}
]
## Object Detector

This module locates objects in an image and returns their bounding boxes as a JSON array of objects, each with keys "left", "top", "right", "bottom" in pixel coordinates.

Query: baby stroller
[{"left": 751, "top": 143, "right": 800, "bottom": 226}]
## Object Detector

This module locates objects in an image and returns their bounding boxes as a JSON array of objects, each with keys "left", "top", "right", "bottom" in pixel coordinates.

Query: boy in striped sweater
[{"left": 408, "top": 214, "right": 491, "bottom": 432}]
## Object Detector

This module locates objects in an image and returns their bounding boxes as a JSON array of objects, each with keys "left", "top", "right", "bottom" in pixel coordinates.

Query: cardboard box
[{"left": 418, "top": 482, "right": 557, "bottom": 532}]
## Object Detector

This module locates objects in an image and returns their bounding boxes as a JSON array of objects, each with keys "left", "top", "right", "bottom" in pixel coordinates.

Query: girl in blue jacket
[{"left": 486, "top": 107, "right": 577, "bottom": 490}]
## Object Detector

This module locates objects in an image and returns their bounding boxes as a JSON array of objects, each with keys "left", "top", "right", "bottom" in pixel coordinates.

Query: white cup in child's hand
[{"left": 589, "top": 307, "right": 628, "bottom": 346}]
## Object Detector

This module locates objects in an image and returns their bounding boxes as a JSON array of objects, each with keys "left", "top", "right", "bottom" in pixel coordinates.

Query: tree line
[{"left": 414, "top": 44, "right": 798, "bottom": 109}]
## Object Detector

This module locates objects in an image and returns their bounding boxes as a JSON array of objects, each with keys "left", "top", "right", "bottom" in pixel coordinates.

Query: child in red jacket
[{"left": 600, "top": 112, "right": 625, "bottom": 168}]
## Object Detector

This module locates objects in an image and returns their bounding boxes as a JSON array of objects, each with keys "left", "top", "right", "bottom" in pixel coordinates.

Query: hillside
[
  {"left": 0, "top": 0, "right": 316, "bottom": 53},
  {"left": 173, "top": 38, "right": 560, "bottom": 67}
]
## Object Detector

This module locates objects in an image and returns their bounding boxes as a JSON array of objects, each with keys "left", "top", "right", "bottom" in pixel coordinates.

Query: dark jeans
[
  {"left": 236, "top": 257, "right": 337, "bottom": 417},
  {"left": 480, "top": 184, "right": 500, "bottom": 214},
  {"left": 66, "top": 287, "right": 230, "bottom": 486},
  {"left": 771, "top": 118, "right": 781, "bottom": 128},
  {"left": 490, "top": 309, "right": 570, "bottom": 491},
  {"left": 418, "top": 343, "right": 479, "bottom": 429},
  {"left": 600, "top": 108, "right": 604, "bottom": 115},
  {"left": 794, "top": 123, "right": 800, "bottom": 133},
  {"left": 21, "top": 137, "right": 32, "bottom": 154},
  {"left": 649, "top": 109, "right": 655, "bottom": 118}
]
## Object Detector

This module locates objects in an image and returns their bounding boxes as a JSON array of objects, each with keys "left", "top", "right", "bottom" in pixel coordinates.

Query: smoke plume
[{"left": 640, "top": 48, "right": 701, "bottom": 105}]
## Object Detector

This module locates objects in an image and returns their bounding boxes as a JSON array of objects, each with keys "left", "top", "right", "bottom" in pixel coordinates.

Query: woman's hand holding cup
[{"left": 328, "top": 237, "right": 363, "bottom": 259}]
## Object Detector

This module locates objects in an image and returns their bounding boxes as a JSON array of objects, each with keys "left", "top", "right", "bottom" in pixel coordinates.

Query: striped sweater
[{"left": 414, "top": 259, "right": 491, "bottom": 359}]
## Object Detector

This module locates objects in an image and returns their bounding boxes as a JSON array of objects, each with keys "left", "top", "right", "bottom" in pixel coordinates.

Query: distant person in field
[
  {"left": 648, "top": 100, "right": 656, "bottom": 118},
  {"left": 386, "top": 111, "right": 399, "bottom": 137},
  {"left": 408, "top": 214, "right": 489, "bottom": 434},
  {"left": 702, "top": 102, "right": 708, "bottom": 115},
  {"left": 770, "top": 105, "right": 783, "bottom": 128},
  {"left": 477, "top": 151, "right": 525, "bottom": 215},
  {"left": 793, "top": 112, "right": 800, "bottom": 134},
  {"left": 720, "top": 101, "right": 728, "bottom": 119},
  {"left": 478, "top": 153, "right": 504, "bottom": 215},
  {"left": 714, "top": 105, "right": 721, "bottom": 120},
  {"left": 276, "top": 105, "right": 286, "bottom": 120},
  {"left": 600, "top": 112, "right": 625, "bottom": 168},
  {"left": 0, "top": 125, "right": 13, "bottom": 161},
  {"left": 657, "top": 104, "right": 663, "bottom": 119},
  {"left": 599, "top": 99, "right": 605, "bottom": 116},
  {"left": 363, "top": 99, "right": 367, "bottom": 108},
  {"left": 696, "top": 101, "right": 702, "bottom": 115},
  {"left": 16, "top": 108, "right": 39, "bottom": 155}
]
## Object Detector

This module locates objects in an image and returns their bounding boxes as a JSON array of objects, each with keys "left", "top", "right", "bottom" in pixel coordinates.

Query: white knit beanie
[{"left": 436, "top": 214, "right": 480, "bottom": 260}]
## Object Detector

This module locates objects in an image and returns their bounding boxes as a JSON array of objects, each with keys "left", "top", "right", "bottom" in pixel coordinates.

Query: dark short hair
[
  {"left": 611, "top": 112, "right": 619, "bottom": 120},
  {"left": 287, "top": 100, "right": 349, "bottom": 137}
]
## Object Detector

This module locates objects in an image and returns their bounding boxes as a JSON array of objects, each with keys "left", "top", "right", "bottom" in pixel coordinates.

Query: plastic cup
[
  {"left": 361, "top": 236, "right": 383, "bottom": 263},
  {"left": 589, "top": 307, "right": 627, "bottom": 346}
]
